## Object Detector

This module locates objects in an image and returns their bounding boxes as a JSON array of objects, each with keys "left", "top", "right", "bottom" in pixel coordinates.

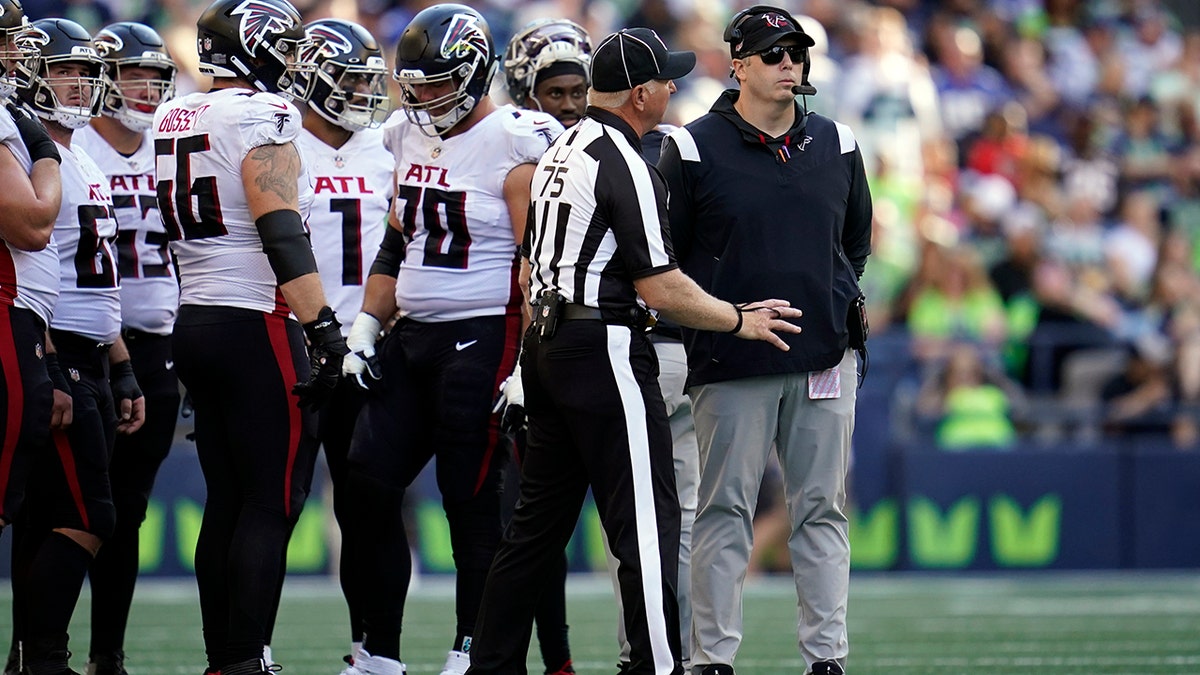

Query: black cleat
[
  {"left": 85, "top": 651, "right": 127, "bottom": 675},
  {"left": 700, "top": 666, "right": 734, "bottom": 675},
  {"left": 809, "top": 662, "right": 843, "bottom": 675}
]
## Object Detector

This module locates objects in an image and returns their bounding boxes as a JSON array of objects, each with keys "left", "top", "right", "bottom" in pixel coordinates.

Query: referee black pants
[{"left": 470, "top": 320, "right": 683, "bottom": 675}]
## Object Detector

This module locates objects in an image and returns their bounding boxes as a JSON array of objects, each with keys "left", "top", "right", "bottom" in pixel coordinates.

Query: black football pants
[
  {"left": 470, "top": 320, "right": 683, "bottom": 675},
  {"left": 173, "top": 305, "right": 319, "bottom": 670},
  {"left": 89, "top": 329, "right": 180, "bottom": 660}
]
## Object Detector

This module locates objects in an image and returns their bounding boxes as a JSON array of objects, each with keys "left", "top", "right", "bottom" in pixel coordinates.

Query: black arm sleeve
[
  {"left": 256, "top": 209, "right": 318, "bottom": 284},
  {"left": 368, "top": 223, "right": 406, "bottom": 278}
]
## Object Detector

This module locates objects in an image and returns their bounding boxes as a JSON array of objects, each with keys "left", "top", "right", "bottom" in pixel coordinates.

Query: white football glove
[
  {"left": 492, "top": 364, "right": 525, "bottom": 433},
  {"left": 342, "top": 312, "right": 384, "bottom": 390}
]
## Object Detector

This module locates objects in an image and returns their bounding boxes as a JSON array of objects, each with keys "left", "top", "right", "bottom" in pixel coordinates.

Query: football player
[
  {"left": 152, "top": 0, "right": 349, "bottom": 673},
  {"left": 338, "top": 5, "right": 563, "bottom": 675},
  {"left": 0, "top": 0, "right": 62, "bottom": 555},
  {"left": 493, "top": 17, "right": 595, "bottom": 675},
  {"left": 503, "top": 18, "right": 590, "bottom": 129},
  {"left": 12, "top": 17, "right": 146, "bottom": 675},
  {"left": 0, "top": 8, "right": 66, "bottom": 675},
  {"left": 289, "top": 17, "right": 393, "bottom": 672},
  {"left": 73, "top": 22, "right": 179, "bottom": 675}
]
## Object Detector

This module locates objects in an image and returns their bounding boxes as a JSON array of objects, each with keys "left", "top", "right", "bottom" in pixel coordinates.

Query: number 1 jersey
[
  {"left": 296, "top": 126, "right": 392, "bottom": 335},
  {"left": 383, "top": 105, "right": 561, "bottom": 322},
  {"left": 153, "top": 88, "right": 313, "bottom": 315}
]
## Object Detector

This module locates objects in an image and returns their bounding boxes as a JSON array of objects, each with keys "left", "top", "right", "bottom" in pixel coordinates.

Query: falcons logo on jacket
[{"left": 231, "top": 0, "right": 297, "bottom": 54}]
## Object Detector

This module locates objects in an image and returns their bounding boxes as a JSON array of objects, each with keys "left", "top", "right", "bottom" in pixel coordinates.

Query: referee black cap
[
  {"left": 590, "top": 27, "right": 695, "bottom": 92},
  {"left": 725, "top": 6, "right": 815, "bottom": 58}
]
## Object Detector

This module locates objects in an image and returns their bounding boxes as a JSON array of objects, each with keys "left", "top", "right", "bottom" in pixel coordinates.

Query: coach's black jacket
[{"left": 658, "top": 89, "right": 872, "bottom": 387}]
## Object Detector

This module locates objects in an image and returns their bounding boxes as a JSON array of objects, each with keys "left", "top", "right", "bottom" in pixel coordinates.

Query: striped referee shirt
[{"left": 525, "top": 108, "right": 677, "bottom": 323}]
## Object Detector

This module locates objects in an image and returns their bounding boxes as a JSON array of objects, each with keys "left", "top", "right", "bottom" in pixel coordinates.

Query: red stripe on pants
[
  {"left": 475, "top": 309, "right": 523, "bottom": 496},
  {"left": 0, "top": 304, "right": 24, "bottom": 508},
  {"left": 52, "top": 429, "right": 90, "bottom": 530},
  {"left": 263, "top": 314, "right": 301, "bottom": 517}
]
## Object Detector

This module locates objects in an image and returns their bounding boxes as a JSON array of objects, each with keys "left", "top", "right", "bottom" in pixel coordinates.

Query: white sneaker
[
  {"left": 345, "top": 650, "right": 406, "bottom": 675},
  {"left": 439, "top": 650, "right": 469, "bottom": 675}
]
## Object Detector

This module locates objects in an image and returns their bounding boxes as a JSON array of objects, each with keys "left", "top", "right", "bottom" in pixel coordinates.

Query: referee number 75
[{"left": 539, "top": 165, "right": 570, "bottom": 198}]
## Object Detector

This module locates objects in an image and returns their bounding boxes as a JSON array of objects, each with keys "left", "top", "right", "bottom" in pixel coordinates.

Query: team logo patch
[
  {"left": 68, "top": 367, "right": 80, "bottom": 382},
  {"left": 302, "top": 24, "right": 353, "bottom": 61},
  {"left": 20, "top": 25, "right": 50, "bottom": 53},
  {"left": 93, "top": 28, "right": 125, "bottom": 58},
  {"left": 431, "top": 146, "right": 442, "bottom": 159},
  {"left": 440, "top": 12, "right": 489, "bottom": 61},
  {"left": 35, "top": 342, "right": 43, "bottom": 359},
  {"left": 230, "top": 0, "right": 297, "bottom": 56},
  {"left": 273, "top": 110, "right": 289, "bottom": 133},
  {"left": 763, "top": 12, "right": 789, "bottom": 28}
]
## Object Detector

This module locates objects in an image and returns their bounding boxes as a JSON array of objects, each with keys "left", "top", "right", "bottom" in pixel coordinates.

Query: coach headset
[{"left": 722, "top": 5, "right": 816, "bottom": 96}]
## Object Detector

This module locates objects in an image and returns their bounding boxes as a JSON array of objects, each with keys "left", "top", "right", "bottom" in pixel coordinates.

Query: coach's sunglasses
[{"left": 752, "top": 44, "right": 806, "bottom": 65}]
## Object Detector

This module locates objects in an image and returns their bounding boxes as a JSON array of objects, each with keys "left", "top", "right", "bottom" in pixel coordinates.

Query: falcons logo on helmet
[
  {"left": 20, "top": 25, "right": 49, "bottom": 51},
  {"left": 301, "top": 24, "right": 353, "bottom": 61},
  {"left": 93, "top": 29, "right": 124, "bottom": 58},
  {"left": 231, "top": 0, "right": 296, "bottom": 55},
  {"left": 440, "top": 13, "right": 489, "bottom": 61}
]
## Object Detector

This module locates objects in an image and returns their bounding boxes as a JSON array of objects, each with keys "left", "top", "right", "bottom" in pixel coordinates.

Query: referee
[{"left": 466, "top": 28, "right": 803, "bottom": 675}]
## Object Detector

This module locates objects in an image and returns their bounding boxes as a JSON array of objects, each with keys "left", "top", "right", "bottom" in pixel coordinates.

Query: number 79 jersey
[
  {"left": 153, "top": 88, "right": 313, "bottom": 315},
  {"left": 383, "top": 105, "right": 561, "bottom": 322}
]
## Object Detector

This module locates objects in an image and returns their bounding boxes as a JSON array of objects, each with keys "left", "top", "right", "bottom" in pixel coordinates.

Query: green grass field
[{"left": 4, "top": 572, "right": 1200, "bottom": 675}]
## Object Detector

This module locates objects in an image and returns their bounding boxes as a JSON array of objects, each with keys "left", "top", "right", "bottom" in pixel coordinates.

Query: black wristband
[
  {"left": 727, "top": 303, "right": 744, "bottom": 334},
  {"left": 44, "top": 353, "right": 71, "bottom": 393},
  {"left": 256, "top": 209, "right": 318, "bottom": 284},
  {"left": 302, "top": 306, "right": 342, "bottom": 346},
  {"left": 109, "top": 358, "right": 143, "bottom": 401}
]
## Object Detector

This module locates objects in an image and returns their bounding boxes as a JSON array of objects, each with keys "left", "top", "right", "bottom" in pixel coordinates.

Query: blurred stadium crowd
[{"left": 24, "top": 0, "right": 1200, "bottom": 449}]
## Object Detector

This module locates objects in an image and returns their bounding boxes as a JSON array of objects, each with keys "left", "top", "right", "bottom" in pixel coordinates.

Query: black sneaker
[
  {"left": 809, "top": 662, "right": 843, "bottom": 675},
  {"left": 700, "top": 666, "right": 734, "bottom": 675}
]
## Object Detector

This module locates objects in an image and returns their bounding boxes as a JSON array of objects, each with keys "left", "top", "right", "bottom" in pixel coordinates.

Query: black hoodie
[{"left": 658, "top": 89, "right": 872, "bottom": 386}]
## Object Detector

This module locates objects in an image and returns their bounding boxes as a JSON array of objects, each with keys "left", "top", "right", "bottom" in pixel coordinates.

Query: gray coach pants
[{"left": 689, "top": 349, "right": 857, "bottom": 674}]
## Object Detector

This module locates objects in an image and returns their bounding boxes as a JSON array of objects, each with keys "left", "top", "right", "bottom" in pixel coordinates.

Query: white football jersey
[
  {"left": 383, "top": 105, "right": 561, "bottom": 321},
  {"left": 0, "top": 106, "right": 60, "bottom": 327},
  {"left": 296, "top": 126, "right": 392, "bottom": 336},
  {"left": 50, "top": 141, "right": 121, "bottom": 344},
  {"left": 153, "top": 88, "right": 313, "bottom": 315},
  {"left": 76, "top": 125, "right": 178, "bottom": 335}
]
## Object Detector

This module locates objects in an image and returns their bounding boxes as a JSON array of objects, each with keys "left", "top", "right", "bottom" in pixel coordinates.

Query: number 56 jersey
[
  {"left": 153, "top": 88, "right": 314, "bottom": 315},
  {"left": 384, "top": 105, "right": 561, "bottom": 322}
]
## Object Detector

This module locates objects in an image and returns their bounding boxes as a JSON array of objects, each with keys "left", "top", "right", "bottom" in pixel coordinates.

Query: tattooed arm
[{"left": 242, "top": 141, "right": 330, "bottom": 324}]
